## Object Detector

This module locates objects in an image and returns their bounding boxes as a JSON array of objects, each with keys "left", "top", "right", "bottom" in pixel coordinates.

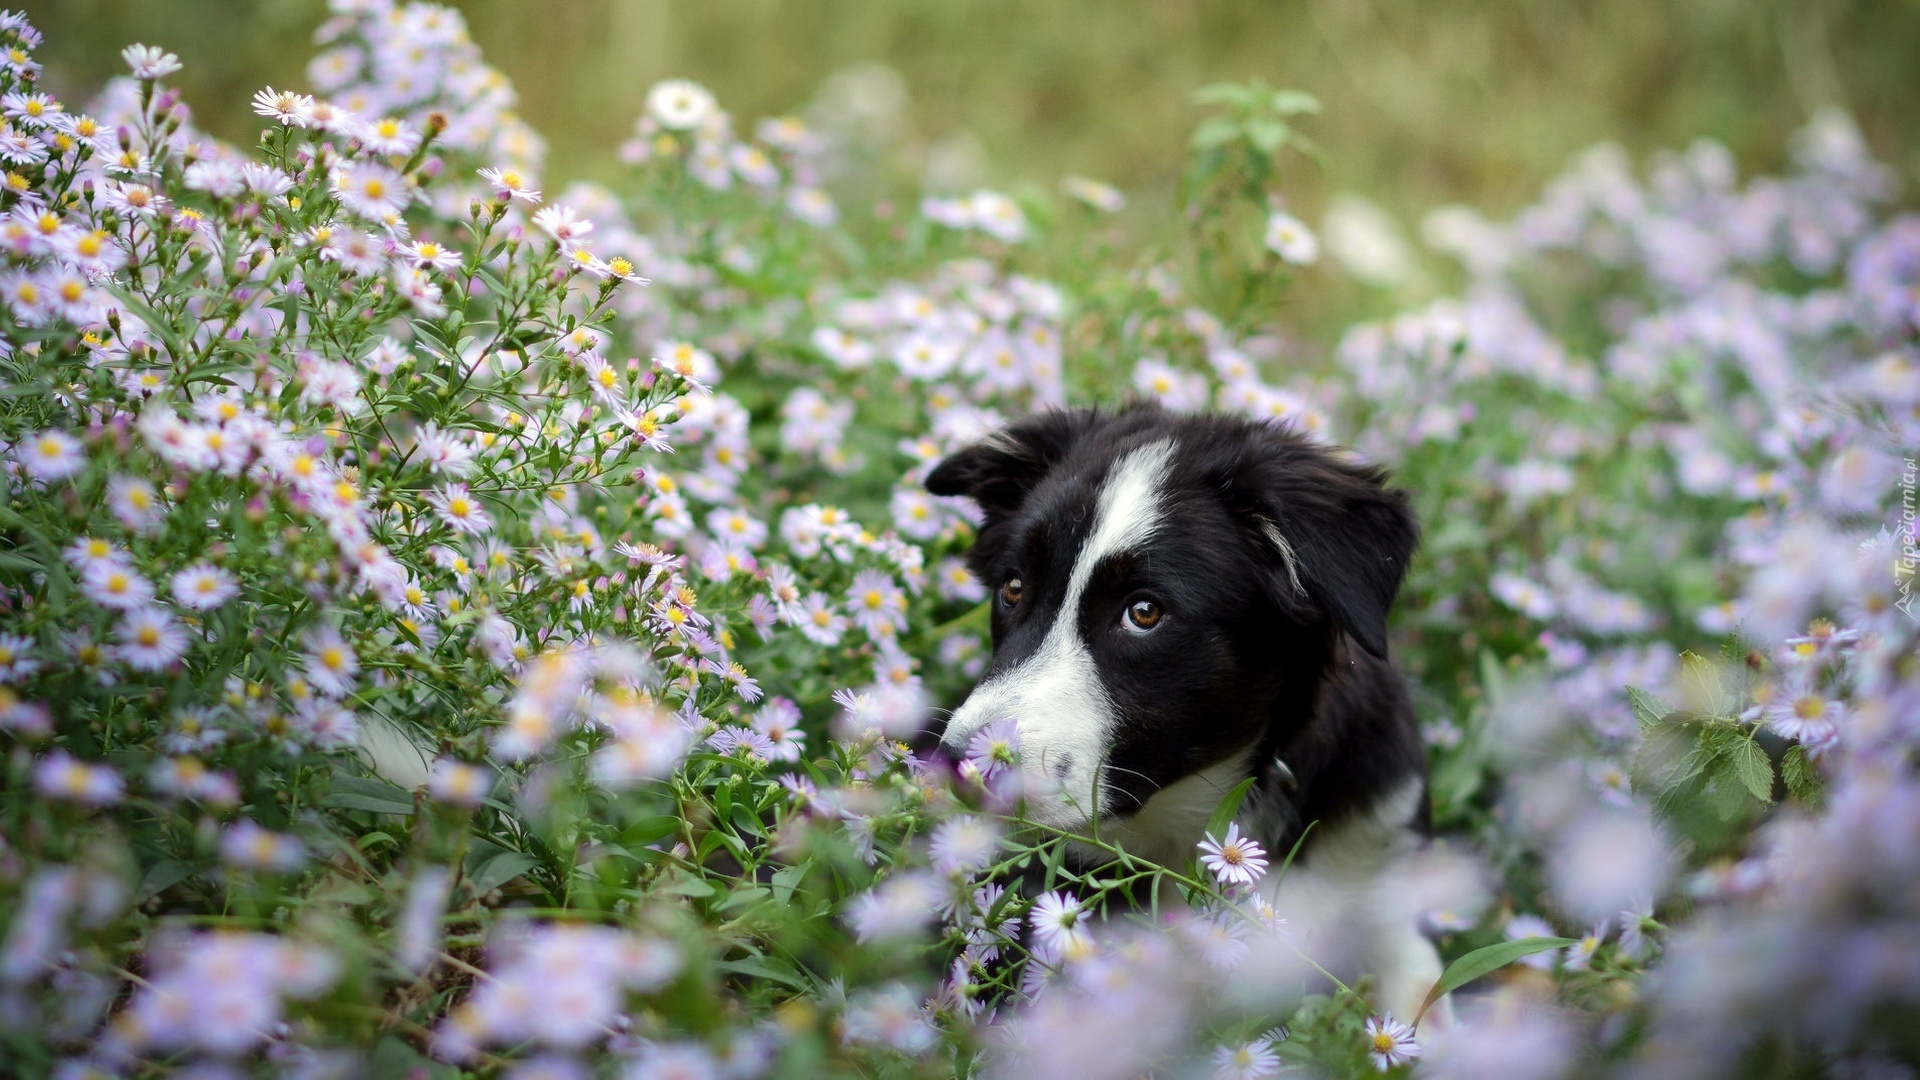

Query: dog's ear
[
  {"left": 1237, "top": 432, "right": 1419, "bottom": 659},
  {"left": 925, "top": 407, "right": 1105, "bottom": 521}
]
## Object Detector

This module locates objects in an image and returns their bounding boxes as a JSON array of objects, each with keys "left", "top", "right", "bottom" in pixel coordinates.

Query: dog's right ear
[{"left": 925, "top": 407, "right": 1104, "bottom": 522}]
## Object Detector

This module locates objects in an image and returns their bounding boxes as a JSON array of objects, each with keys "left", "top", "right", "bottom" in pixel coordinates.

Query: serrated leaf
[
  {"left": 1413, "top": 937, "right": 1575, "bottom": 1026},
  {"left": 1627, "top": 686, "right": 1675, "bottom": 732},
  {"left": 1782, "top": 744, "right": 1822, "bottom": 805},
  {"left": 1733, "top": 738, "right": 1774, "bottom": 803},
  {"left": 1630, "top": 722, "right": 1697, "bottom": 791},
  {"left": 1701, "top": 758, "right": 1753, "bottom": 821},
  {"left": 1718, "top": 632, "right": 1748, "bottom": 664},
  {"left": 1205, "top": 776, "right": 1261, "bottom": 842},
  {"left": 1695, "top": 722, "right": 1748, "bottom": 762},
  {"left": 1678, "top": 651, "right": 1729, "bottom": 715}
]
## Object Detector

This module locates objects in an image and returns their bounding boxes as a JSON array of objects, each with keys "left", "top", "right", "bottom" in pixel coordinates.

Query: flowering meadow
[{"left": 2, "top": 3, "right": 1918, "bottom": 1077}]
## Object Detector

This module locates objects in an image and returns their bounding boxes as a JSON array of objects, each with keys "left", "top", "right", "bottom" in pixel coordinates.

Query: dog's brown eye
[
  {"left": 1000, "top": 577, "right": 1024, "bottom": 607},
  {"left": 1124, "top": 598, "right": 1162, "bottom": 632}
]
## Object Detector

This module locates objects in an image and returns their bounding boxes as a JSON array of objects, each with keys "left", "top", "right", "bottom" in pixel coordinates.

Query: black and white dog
[{"left": 927, "top": 402, "right": 1441, "bottom": 1018}]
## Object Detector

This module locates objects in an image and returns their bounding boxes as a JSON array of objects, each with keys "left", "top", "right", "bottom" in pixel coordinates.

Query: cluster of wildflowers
[{"left": 1, "top": 1, "right": 1918, "bottom": 1076}]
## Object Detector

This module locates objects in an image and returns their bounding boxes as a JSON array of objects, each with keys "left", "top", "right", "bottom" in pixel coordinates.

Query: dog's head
[{"left": 926, "top": 403, "right": 1417, "bottom": 839}]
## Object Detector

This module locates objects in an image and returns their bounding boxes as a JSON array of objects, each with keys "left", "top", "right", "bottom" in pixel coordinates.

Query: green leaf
[
  {"left": 1205, "top": 775, "right": 1261, "bottom": 842},
  {"left": 0, "top": 550, "right": 42, "bottom": 573},
  {"left": 1627, "top": 686, "right": 1675, "bottom": 732},
  {"left": 369, "top": 1036, "right": 459, "bottom": 1080},
  {"left": 769, "top": 864, "right": 807, "bottom": 907},
  {"left": 1782, "top": 744, "right": 1823, "bottom": 805},
  {"left": 1733, "top": 738, "right": 1775, "bottom": 804},
  {"left": 1695, "top": 721, "right": 1748, "bottom": 764},
  {"left": 1630, "top": 719, "right": 1698, "bottom": 792},
  {"left": 1700, "top": 756, "right": 1754, "bottom": 821},
  {"left": 718, "top": 885, "right": 769, "bottom": 913},
  {"left": 657, "top": 875, "right": 717, "bottom": 900},
  {"left": 137, "top": 858, "right": 196, "bottom": 902},
  {"left": 1189, "top": 116, "right": 1242, "bottom": 152},
  {"left": 465, "top": 845, "right": 539, "bottom": 896},
  {"left": 625, "top": 815, "right": 682, "bottom": 846},
  {"left": 1270, "top": 89, "right": 1323, "bottom": 115},
  {"left": 1413, "top": 937, "right": 1575, "bottom": 1026},
  {"left": 714, "top": 958, "right": 810, "bottom": 992},
  {"left": 1192, "top": 83, "right": 1256, "bottom": 108},
  {"left": 1245, "top": 117, "right": 1290, "bottom": 155},
  {"left": 323, "top": 775, "right": 417, "bottom": 816},
  {"left": 1678, "top": 651, "right": 1728, "bottom": 715}
]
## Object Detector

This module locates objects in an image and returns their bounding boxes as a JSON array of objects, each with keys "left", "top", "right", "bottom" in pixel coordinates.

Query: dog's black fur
[{"left": 926, "top": 401, "right": 1427, "bottom": 863}]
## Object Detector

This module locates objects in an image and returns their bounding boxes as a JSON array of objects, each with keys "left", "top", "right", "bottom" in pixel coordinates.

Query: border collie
[{"left": 926, "top": 402, "right": 1441, "bottom": 1019}]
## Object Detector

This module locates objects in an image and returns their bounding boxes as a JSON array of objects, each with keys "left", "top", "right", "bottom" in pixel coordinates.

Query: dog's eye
[
  {"left": 1124, "top": 598, "right": 1163, "bottom": 632},
  {"left": 1000, "top": 577, "right": 1024, "bottom": 607}
]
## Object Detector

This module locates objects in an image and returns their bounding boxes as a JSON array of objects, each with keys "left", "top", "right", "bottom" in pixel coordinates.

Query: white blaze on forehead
[
  {"left": 1063, "top": 439, "right": 1177, "bottom": 613},
  {"left": 943, "top": 440, "right": 1177, "bottom": 827}
]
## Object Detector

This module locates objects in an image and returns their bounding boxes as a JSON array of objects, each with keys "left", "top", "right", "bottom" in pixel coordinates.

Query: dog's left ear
[
  {"left": 1237, "top": 435, "right": 1419, "bottom": 659},
  {"left": 924, "top": 407, "right": 1105, "bottom": 522}
]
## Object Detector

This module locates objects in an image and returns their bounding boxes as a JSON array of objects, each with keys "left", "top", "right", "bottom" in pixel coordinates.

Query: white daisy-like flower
[
  {"left": 64, "top": 535, "right": 129, "bottom": 574},
  {"left": 170, "top": 563, "right": 239, "bottom": 611},
  {"left": 82, "top": 561, "right": 155, "bottom": 610},
  {"left": 251, "top": 86, "right": 315, "bottom": 127},
  {"left": 356, "top": 115, "right": 420, "bottom": 158},
  {"left": 107, "top": 475, "right": 166, "bottom": 533},
  {"left": 476, "top": 165, "right": 540, "bottom": 203},
  {"left": 301, "top": 625, "right": 360, "bottom": 698},
  {"left": 1364, "top": 1014, "right": 1420, "bottom": 1072},
  {"left": 645, "top": 78, "right": 718, "bottom": 131},
  {"left": 749, "top": 700, "right": 805, "bottom": 763},
  {"left": 17, "top": 427, "right": 84, "bottom": 482},
  {"left": 427, "top": 758, "right": 490, "bottom": 806},
  {"left": 0, "top": 632, "right": 39, "bottom": 683},
  {"left": 531, "top": 205, "right": 593, "bottom": 243},
  {"left": 331, "top": 161, "right": 410, "bottom": 221},
  {"left": 121, "top": 44, "right": 182, "bottom": 80},
  {"left": 1198, "top": 822, "right": 1270, "bottom": 887},
  {"left": 115, "top": 606, "right": 189, "bottom": 671},
  {"left": 34, "top": 751, "right": 124, "bottom": 806},
  {"left": 1027, "top": 890, "right": 1089, "bottom": 960},
  {"left": 1060, "top": 174, "right": 1126, "bottom": 213},
  {"left": 428, "top": 483, "right": 492, "bottom": 535},
  {"left": 1265, "top": 210, "right": 1320, "bottom": 265},
  {"left": 928, "top": 815, "right": 1001, "bottom": 875},
  {"left": 220, "top": 819, "right": 308, "bottom": 872},
  {"left": 1211, "top": 1034, "right": 1283, "bottom": 1080}
]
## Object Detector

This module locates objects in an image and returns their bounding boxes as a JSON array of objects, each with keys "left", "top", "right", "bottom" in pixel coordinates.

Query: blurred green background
[{"left": 20, "top": 0, "right": 1920, "bottom": 299}]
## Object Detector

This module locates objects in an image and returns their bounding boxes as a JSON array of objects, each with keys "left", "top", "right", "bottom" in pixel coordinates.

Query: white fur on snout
[
  {"left": 943, "top": 440, "right": 1176, "bottom": 829},
  {"left": 1091, "top": 747, "right": 1257, "bottom": 866}
]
